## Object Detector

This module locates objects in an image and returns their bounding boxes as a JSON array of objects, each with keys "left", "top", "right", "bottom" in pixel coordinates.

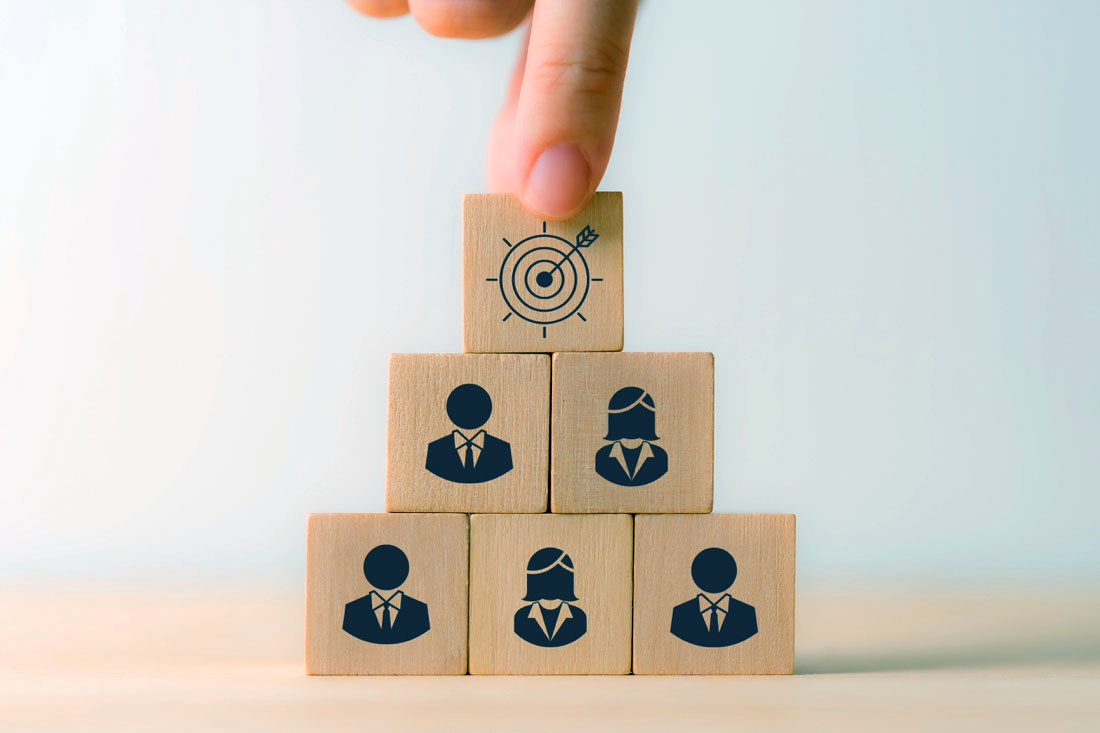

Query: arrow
[{"left": 545, "top": 225, "right": 598, "bottom": 278}]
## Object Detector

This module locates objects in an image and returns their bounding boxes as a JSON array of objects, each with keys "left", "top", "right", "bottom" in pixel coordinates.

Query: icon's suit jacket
[
  {"left": 425, "top": 433, "right": 513, "bottom": 484},
  {"left": 342, "top": 594, "right": 430, "bottom": 645},
  {"left": 513, "top": 602, "right": 587, "bottom": 647},
  {"left": 669, "top": 596, "right": 758, "bottom": 648},
  {"left": 594, "top": 441, "right": 668, "bottom": 487}
]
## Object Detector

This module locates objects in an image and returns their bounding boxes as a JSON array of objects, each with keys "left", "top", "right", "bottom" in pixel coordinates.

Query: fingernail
[{"left": 523, "top": 144, "right": 590, "bottom": 219}]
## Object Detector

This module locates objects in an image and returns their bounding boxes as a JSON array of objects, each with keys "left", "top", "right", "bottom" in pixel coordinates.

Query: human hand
[{"left": 348, "top": 0, "right": 639, "bottom": 219}]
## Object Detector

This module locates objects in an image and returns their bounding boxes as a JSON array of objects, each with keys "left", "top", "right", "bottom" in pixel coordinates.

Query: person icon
[
  {"left": 342, "top": 544, "right": 430, "bottom": 645},
  {"left": 594, "top": 386, "right": 669, "bottom": 486},
  {"left": 513, "top": 547, "right": 587, "bottom": 648},
  {"left": 425, "top": 383, "right": 513, "bottom": 483},
  {"left": 670, "top": 547, "right": 757, "bottom": 648}
]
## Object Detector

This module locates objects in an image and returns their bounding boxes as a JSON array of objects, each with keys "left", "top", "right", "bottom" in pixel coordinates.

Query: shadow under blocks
[{"left": 304, "top": 192, "right": 796, "bottom": 675}]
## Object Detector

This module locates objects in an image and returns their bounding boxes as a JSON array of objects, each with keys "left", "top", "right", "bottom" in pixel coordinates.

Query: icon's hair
[
  {"left": 526, "top": 547, "right": 573, "bottom": 574},
  {"left": 523, "top": 547, "right": 579, "bottom": 602},
  {"left": 607, "top": 387, "right": 654, "bottom": 414},
  {"left": 604, "top": 386, "right": 659, "bottom": 442}
]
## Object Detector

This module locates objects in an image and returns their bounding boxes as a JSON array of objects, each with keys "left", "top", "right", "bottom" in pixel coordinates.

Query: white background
[{"left": 1, "top": 1, "right": 1097, "bottom": 586}]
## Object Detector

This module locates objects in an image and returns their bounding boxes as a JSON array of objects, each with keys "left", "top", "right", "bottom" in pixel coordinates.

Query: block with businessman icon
[
  {"left": 632, "top": 513, "right": 796, "bottom": 675},
  {"left": 386, "top": 353, "right": 550, "bottom": 513},
  {"left": 306, "top": 513, "right": 469, "bottom": 675}
]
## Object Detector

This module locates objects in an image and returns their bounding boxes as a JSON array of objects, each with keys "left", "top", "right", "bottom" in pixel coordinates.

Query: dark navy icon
[
  {"left": 513, "top": 547, "right": 588, "bottom": 647},
  {"left": 343, "top": 544, "right": 430, "bottom": 645},
  {"left": 670, "top": 548, "right": 757, "bottom": 648},
  {"left": 425, "top": 383, "right": 513, "bottom": 483},
  {"left": 486, "top": 221, "right": 605, "bottom": 339},
  {"left": 594, "top": 387, "right": 669, "bottom": 486}
]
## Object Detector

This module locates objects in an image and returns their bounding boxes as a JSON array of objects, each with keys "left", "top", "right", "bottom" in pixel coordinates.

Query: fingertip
[
  {"left": 521, "top": 144, "right": 592, "bottom": 219},
  {"left": 346, "top": 0, "right": 409, "bottom": 18}
]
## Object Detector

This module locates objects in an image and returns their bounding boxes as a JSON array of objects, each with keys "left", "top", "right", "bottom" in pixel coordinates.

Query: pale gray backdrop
[{"left": 1, "top": 1, "right": 1097, "bottom": 585}]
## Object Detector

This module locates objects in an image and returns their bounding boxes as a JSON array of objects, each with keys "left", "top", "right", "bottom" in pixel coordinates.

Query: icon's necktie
[
  {"left": 701, "top": 597, "right": 724, "bottom": 634},
  {"left": 381, "top": 603, "right": 392, "bottom": 633},
  {"left": 463, "top": 442, "right": 474, "bottom": 469}
]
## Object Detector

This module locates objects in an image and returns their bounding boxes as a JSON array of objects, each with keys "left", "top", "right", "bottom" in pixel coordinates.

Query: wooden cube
[
  {"left": 469, "top": 514, "right": 633, "bottom": 674},
  {"left": 551, "top": 352, "right": 714, "bottom": 513},
  {"left": 462, "top": 192, "right": 624, "bottom": 353},
  {"left": 632, "top": 514, "right": 796, "bottom": 675},
  {"left": 386, "top": 353, "right": 549, "bottom": 513},
  {"left": 305, "top": 513, "right": 469, "bottom": 675}
]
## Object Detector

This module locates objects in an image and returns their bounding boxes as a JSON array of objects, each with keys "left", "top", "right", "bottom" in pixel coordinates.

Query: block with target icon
[{"left": 462, "top": 192, "right": 624, "bottom": 353}]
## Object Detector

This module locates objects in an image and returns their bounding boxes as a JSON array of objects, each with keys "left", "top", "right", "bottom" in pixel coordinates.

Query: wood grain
[
  {"left": 551, "top": 352, "right": 714, "bottom": 513},
  {"left": 462, "top": 193, "right": 624, "bottom": 353},
  {"left": 469, "top": 514, "right": 634, "bottom": 674},
  {"left": 306, "top": 513, "right": 469, "bottom": 675},
  {"left": 386, "top": 353, "right": 549, "bottom": 513},
  {"left": 633, "top": 514, "right": 795, "bottom": 674}
]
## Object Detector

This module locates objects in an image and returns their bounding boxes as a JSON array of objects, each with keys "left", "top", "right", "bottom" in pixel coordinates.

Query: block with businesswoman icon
[
  {"left": 468, "top": 514, "right": 633, "bottom": 674},
  {"left": 550, "top": 352, "right": 714, "bottom": 513},
  {"left": 386, "top": 353, "right": 550, "bottom": 513},
  {"left": 632, "top": 513, "right": 796, "bottom": 675},
  {"left": 305, "top": 513, "right": 469, "bottom": 675}
]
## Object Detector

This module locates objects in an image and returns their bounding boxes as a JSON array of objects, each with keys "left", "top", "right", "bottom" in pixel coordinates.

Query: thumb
[{"left": 501, "top": 0, "right": 638, "bottom": 219}]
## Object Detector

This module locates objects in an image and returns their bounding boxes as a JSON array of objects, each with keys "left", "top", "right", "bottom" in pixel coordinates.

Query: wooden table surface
[{"left": 2, "top": 584, "right": 1098, "bottom": 731}]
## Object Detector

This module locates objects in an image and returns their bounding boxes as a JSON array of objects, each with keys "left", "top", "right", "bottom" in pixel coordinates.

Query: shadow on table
[{"left": 799, "top": 634, "right": 1100, "bottom": 674}]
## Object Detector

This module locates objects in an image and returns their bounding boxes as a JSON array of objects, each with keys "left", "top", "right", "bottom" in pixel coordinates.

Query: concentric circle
[{"left": 498, "top": 233, "right": 590, "bottom": 325}]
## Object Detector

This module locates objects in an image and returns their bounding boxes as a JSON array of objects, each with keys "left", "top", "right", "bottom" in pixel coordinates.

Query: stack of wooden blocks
[{"left": 306, "top": 193, "right": 796, "bottom": 675}]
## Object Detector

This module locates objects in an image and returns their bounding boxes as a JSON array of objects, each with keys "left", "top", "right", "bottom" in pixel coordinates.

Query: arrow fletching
[{"left": 575, "top": 225, "right": 599, "bottom": 248}]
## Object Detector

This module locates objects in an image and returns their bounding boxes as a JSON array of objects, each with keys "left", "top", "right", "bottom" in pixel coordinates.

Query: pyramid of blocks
[{"left": 305, "top": 193, "right": 796, "bottom": 675}]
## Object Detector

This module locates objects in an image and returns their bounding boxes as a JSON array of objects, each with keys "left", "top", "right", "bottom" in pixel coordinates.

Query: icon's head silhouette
[
  {"left": 604, "top": 386, "right": 659, "bottom": 442},
  {"left": 522, "top": 547, "right": 578, "bottom": 602},
  {"left": 446, "top": 383, "right": 493, "bottom": 431},
  {"left": 691, "top": 547, "right": 737, "bottom": 594},
  {"left": 362, "top": 544, "right": 409, "bottom": 591}
]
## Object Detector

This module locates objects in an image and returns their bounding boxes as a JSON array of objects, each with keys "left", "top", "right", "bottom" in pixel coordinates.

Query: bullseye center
[{"left": 535, "top": 271, "right": 554, "bottom": 288}]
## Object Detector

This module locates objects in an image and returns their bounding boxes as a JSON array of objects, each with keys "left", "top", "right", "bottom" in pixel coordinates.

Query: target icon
[{"left": 486, "top": 222, "right": 603, "bottom": 338}]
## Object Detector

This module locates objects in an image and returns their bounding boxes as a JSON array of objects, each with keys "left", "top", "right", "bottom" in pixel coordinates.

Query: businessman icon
[
  {"left": 670, "top": 547, "right": 757, "bottom": 648},
  {"left": 425, "top": 383, "right": 513, "bottom": 483},
  {"left": 343, "top": 544, "right": 430, "bottom": 645}
]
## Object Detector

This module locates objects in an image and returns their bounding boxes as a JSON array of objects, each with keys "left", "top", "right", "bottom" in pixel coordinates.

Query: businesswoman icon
[
  {"left": 594, "top": 387, "right": 669, "bottom": 487},
  {"left": 513, "top": 548, "right": 587, "bottom": 647}
]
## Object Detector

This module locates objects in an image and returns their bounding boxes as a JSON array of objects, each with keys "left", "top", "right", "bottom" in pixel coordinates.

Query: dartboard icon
[{"left": 487, "top": 222, "right": 603, "bottom": 338}]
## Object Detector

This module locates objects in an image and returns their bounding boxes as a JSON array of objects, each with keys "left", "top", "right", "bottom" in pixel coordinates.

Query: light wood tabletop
[{"left": 2, "top": 583, "right": 1098, "bottom": 731}]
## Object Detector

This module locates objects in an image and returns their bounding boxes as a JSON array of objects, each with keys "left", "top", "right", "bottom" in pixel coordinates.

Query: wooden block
[
  {"left": 632, "top": 514, "right": 796, "bottom": 675},
  {"left": 551, "top": 352, "right": 714, "bottom": 513},
  {"left": 462, "top": 192, "right": 624, "bottom": 353},
  {"left": 386, "top": 353, "right": 549, "bottom": 513},
  {"left": 469, "top": 514, "right": 633, "bottom": 674},
  {"left": 305, "top": 513, "right": 469, "bottom": 675}
]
